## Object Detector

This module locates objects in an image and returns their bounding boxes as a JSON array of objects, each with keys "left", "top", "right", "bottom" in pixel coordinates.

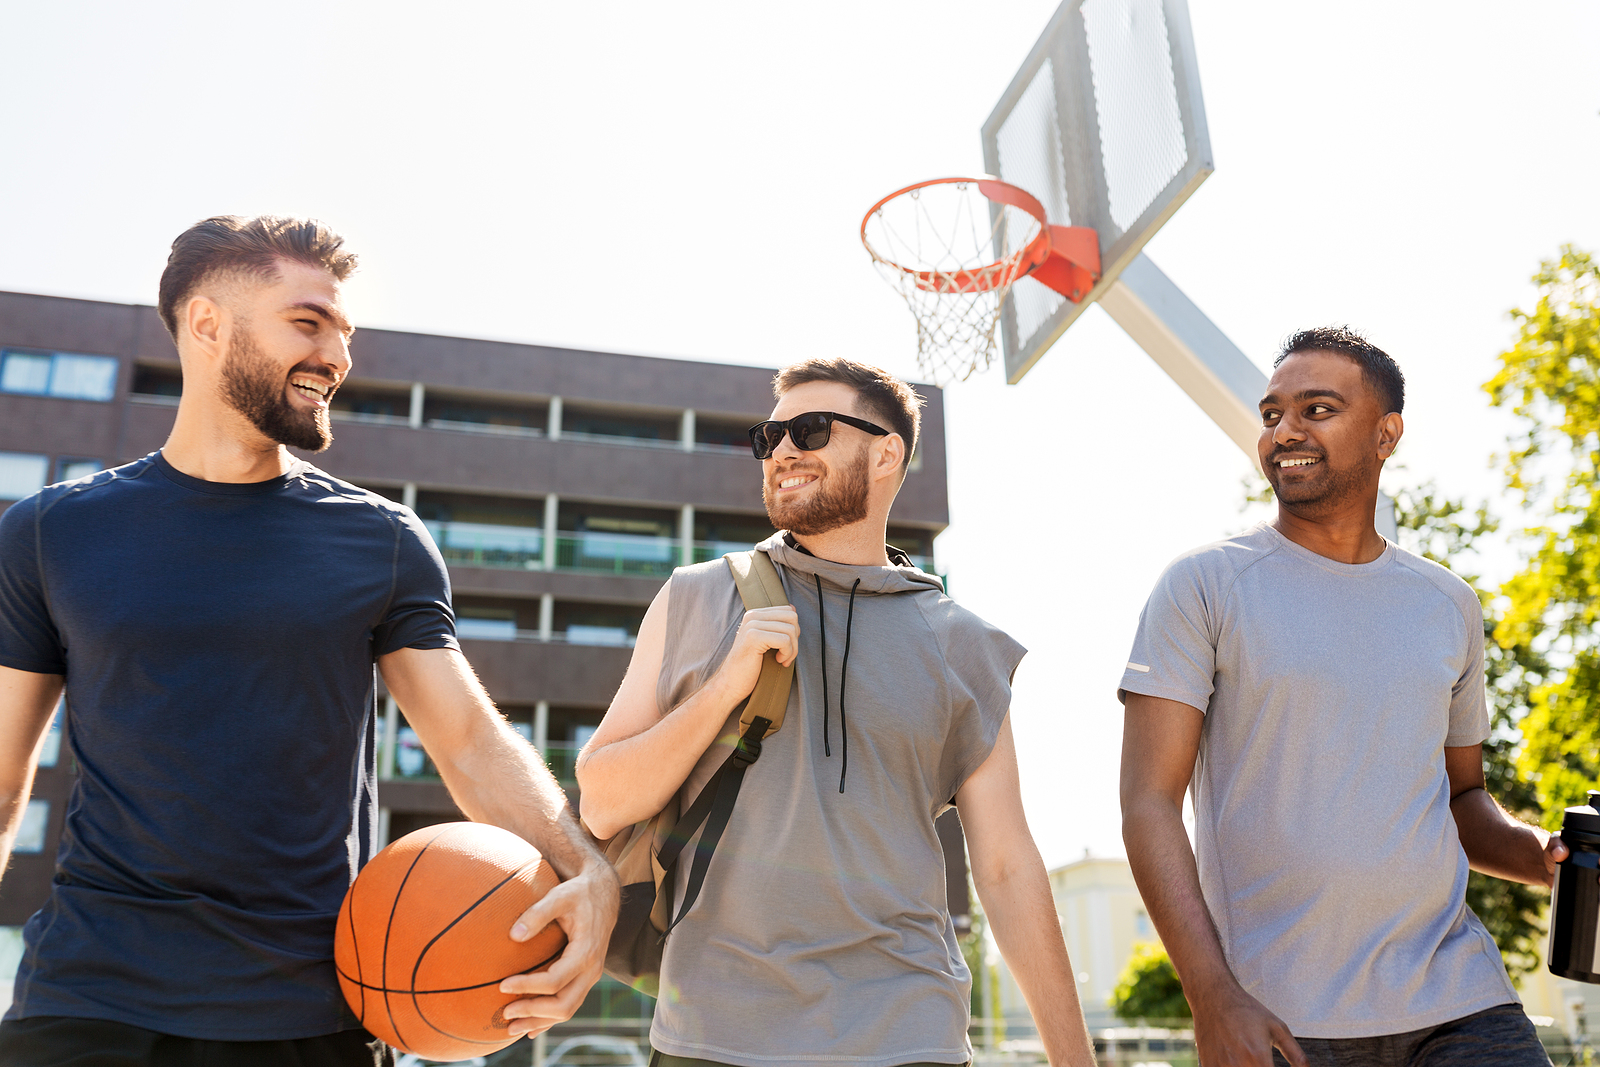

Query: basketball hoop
[{"left": 861, "top": 177, "right": 1101, "bottom": 385}]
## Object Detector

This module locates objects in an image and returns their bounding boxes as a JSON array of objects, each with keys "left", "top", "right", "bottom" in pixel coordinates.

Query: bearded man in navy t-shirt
[{"left": 0, "top": 216, "right": 619, "bottom": 1066}]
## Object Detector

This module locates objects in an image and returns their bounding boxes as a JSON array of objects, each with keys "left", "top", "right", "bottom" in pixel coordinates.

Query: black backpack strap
[
  {"left": 649, "top": 550, "right": 793, "bottom": 942},
  {"left": 654, "top": 715, "right": 772, "bottom": 936}
]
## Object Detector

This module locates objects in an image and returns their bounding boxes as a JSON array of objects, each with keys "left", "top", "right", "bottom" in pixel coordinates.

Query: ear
[
  {"left": 873, "top": 433, "right": 906, "bottom": 481},
  {"left": 181, "top": 293, "right": 228, "bottom": 362},
  {"left": 1377, "top": 412, "right": 1403, "bottom": 461}
]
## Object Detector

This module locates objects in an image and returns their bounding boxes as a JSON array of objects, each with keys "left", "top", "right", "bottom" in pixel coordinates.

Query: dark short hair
[
  {"left": 1275, "top": 325, "right": 1405, "bottom": 414},
  {"left": 772, "top": 358, "right": 924, "bottom": 472},
  {"left": 157, "top": 215, "right": 358, "bottom": 339}
]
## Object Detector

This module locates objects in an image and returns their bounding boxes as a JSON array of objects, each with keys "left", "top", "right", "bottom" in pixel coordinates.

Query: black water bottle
[{"left": 1549, "top": 790, "right": 1600, "bottom": 983}]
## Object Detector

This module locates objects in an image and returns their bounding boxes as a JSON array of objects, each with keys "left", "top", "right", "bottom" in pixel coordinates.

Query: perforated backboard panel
[{"left": 982, "top": 0, "right": 1212, "bottom": 383}]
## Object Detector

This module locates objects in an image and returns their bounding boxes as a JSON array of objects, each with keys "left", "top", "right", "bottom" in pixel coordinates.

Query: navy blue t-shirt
[{"left": 0, "top": 452, "right": 458, "bottom": 1040}]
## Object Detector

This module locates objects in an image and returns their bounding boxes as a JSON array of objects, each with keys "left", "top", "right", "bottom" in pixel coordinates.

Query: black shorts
[{"left": 0, "top": 1015, "right": 392, "bottom": 1067}]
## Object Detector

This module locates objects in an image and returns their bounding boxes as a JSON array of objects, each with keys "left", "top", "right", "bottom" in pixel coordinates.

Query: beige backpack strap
[{"left": 724, "top": 550, "right": 794, "bottom": 738}]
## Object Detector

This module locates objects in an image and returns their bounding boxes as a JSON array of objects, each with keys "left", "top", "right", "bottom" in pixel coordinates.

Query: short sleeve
[
  {"left": 1117, "top": 555, "right": 1219, "bottom": 713},
  {"left": 0, "top": 497, "right": 65, "bottom": 675},
  {"left": 1445, "top": 599, "right": 1490, "bottom": 747},
  {"left": 372, "top": 507, "right": 459, "bottom": 657},
  {"left": 939, "top": 611, "right": 1026, "bottom": 802}
]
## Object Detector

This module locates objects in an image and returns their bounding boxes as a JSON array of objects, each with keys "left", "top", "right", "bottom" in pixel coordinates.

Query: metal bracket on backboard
[{"left": 980, "top": 0, "right": 1213, "bottom": 384}]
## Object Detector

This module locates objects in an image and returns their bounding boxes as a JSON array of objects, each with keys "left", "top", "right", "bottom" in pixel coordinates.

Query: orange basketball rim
[
  {"left": 860, "top": 176, "right": 1101, "bottom": 384},
  {"left": 860, "top": 177, "right": 1100, "bottom": 299}
]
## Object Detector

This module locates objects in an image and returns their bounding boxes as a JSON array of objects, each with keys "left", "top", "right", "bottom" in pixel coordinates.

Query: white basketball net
[{"left": 862, "top": 181, "right": 1044, "bottom": 385}]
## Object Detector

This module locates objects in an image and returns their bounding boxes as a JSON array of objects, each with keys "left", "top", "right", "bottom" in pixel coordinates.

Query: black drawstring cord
[
  {"left": 837, "top": 578, "right": 861, "bottom": 793},
  {"left": 816, "top": 574, "right": 830, "bottom": 757}
]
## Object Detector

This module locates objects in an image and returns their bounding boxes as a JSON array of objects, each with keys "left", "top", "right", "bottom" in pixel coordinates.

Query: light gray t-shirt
[
  {"left": 1118, "top": 523, "right": 1516, "bottom": 1039},
  {"left": 649, "top": 533, "right": 1024, "bottom": 1067}
]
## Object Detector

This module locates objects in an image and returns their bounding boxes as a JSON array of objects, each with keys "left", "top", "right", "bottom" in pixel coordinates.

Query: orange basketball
[{"left": 335, "top": 822, "right": 567, "bottom": 1060}]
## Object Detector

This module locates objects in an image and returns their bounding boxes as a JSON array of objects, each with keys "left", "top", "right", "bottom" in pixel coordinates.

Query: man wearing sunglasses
[{"left": 579, "top": 357, "right": 1096, "bottom": 1067}]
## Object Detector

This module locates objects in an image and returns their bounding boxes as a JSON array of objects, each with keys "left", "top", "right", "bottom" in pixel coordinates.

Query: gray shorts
[{"left": 1271, "top": 1003, "right": 1550, "bottom": 1067}]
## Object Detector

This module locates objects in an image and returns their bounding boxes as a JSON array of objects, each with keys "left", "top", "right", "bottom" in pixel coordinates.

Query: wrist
[
  {"left": 1182, "top": 968, "right": 1249, "bottom": 1012},
  {"left": 698, "top": 665, "right": 749, "bottom": 711}
]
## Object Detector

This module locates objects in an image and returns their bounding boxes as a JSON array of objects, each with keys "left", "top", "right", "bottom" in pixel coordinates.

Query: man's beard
[
  {"left": 1265, "top": 448, "right": 1365, "bottom": 515},
  {"left": 763, "top": 447, "right": 870, "bottom": 535},
  {"left": 219, "top": 325, "right": 334, "bottom": 453}
]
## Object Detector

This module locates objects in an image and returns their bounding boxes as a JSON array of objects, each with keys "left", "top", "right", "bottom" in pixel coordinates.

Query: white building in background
[{"left": 998, "top": 853, "right": 1158, "bottom": 1030}]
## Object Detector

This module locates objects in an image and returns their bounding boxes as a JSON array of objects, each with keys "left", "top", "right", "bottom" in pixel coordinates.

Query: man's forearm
[
  {"left": 978, "top": 856, "right": 1096, "bottom": 1067},
  {"left": 575, "top": 677, "right": 745, "bottom": 838},
  {"left": 1122, "top": 795, "right": 1239, "bottom": 1001},
  {"left": 1452, "top": 787, "right": 1552, "bottom": 886},
  {"left": 439, "top": 716, "right": 606, "bottom": 881}
]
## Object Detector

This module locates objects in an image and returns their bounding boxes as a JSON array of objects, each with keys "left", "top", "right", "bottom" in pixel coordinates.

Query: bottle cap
[{"left": 1562, "top": 791, "right": 1600, "bottom": 835}]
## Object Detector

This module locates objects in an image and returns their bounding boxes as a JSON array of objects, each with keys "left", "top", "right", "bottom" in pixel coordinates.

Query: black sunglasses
[{"left": 747, "top": 411, "right": 891, "bottom": 460}]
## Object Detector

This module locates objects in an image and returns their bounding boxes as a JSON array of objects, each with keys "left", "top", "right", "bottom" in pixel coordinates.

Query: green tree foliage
[
  {"left": 1111, "top": 942, "right": 1191, "bottom": 1022},
  {"left": 1485, "top": 246, "right": 1600, "bottom": 825}
]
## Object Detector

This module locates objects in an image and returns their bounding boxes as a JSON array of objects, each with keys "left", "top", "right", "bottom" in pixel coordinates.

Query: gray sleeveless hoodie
[{"left": 649, "top": 533, "right": 1025, "bottom": 1067}]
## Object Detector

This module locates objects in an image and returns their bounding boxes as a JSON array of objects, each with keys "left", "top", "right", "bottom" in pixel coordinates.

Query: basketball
[{"left": 335, "top": 821, "right": 567, "bottom": 1060}]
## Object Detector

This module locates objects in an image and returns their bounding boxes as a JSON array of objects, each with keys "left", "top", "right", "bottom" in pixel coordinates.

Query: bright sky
[{"left": 4, "top": 1, "right": 1598, "bottom": 869}]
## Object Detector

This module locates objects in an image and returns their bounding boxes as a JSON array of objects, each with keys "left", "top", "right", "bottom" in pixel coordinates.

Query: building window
[
  {"left": 55, "top": 458, "right": 103, "bottom": 483},
  {"left": 455, "top": 606, "right": 519, "bottom": 641},
  {"left": 553, "top": 601, "right": 647, "bottom": 647},
  {"left": 557, "top": 502, "right": 678, "bottom": 577},
  {"left": 37, "top": 699, "right": 63, "bottom": 769},
  {"left": 329, "top": 381, "right": 411, "bottom": 426},
  {"left": 417, "top": 491, "right": 545, "bottom": 571},
  {"left": 695, "top": 415, "right": 759, "bottom": 455},
  {"left": 131, "top": 363, "right": 183, "bottom": 399},
  {"left": 543, "top": 706, "right": 605, "bottom": 785},
  {"left": 693, "top": 511, "right": 777, "bottom": 562},
  {"left": 14, "top": 800, "right": 49, "bottom": 854},
  {"left": 563, "top": 403, "right": 679, "bottom": 446},
  {"left": 423, "top": 391, "right": 546, "bottom": 436},
  {"left": 393, "top": 723, "right": 439, "bottom": 780},
  {"left": 0, "top": 451, "right": 50, "bottom": 501},
  {"left": 1, "top": 349, "right": 117, "bottom": 402}
]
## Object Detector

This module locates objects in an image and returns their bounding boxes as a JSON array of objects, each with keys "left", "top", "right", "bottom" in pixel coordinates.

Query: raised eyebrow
[{"left": 288, "top": 301, "right": 355, "bottom": 337}]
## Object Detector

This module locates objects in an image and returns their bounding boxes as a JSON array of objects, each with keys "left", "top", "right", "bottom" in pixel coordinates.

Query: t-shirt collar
[{"left": 152, "top": 450, "right": 305, "bottom": 496}]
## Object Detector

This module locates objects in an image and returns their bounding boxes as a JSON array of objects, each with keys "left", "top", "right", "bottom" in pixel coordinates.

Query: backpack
[{"left": 591, "top": 550, "right": 794, "bottom": 997}]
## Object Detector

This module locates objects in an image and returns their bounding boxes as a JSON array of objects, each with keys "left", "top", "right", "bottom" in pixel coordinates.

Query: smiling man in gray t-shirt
[{"left": 1119, "top": 328, "right": 1566, "bottom": 1067}]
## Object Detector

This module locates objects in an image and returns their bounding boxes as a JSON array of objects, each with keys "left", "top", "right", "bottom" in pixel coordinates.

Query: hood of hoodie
[
  {"left": 756, "top": 531, "right": 946, "bottom": 597},
  {"left": 755, "top": 531, "right": 945, "bottom": 793}
]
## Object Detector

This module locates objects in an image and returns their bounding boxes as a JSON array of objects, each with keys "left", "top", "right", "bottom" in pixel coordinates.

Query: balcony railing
[
  {"left": 690, "top": 540, "right": 766, "bottom": 564},
  {"left": 453, "top": 626, "right": 638, "bottom": 647},
  {"left": 425, "top": 418, "right": 546, "bottom": 439},
  {"left": 555, "top": 533, "right": 677, "bottom": 577},
  {"left": 330, "top": 409, "right": 410, "bottom": 427},
  {"left": 561, "top": 429, "right": 683, "bottom": 452},
  {"left": 543, "top": 741, "right": 583, "bottom": 784},
  {"left": 427, "top": 520, "right": 947, "bottom": 586},
  {"left": 387, "top": 736, "right": 586, "bottom": 786},
  {"left": 424, "top": 520, "right": 544, "bottom": 570}
]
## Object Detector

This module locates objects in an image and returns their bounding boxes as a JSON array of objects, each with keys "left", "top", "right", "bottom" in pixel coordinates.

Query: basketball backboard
[{"left": 981, "top": 0, "right": 1212, "bottom": 383}]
